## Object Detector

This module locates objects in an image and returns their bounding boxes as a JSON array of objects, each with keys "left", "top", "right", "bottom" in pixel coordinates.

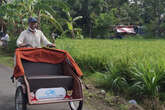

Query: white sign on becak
[{"left": 35, "top": 87, "right": 66, "bottom": 100}]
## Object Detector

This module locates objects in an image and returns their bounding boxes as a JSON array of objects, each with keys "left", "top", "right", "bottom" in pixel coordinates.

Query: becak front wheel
[
  {"left": 69, "top": 100, "right": 83, "bottom": 110},
  {"left": 15, "top": 86, "right": 27, "bottom": 110}
]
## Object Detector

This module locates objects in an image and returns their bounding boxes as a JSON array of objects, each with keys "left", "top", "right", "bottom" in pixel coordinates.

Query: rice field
[
  {"left": 56, "top": 38, "right": 165, "bottom": 99},
  {"left": 1, "top": 37, "right": 165, "bottom": 102},
  {"left": 56, "top": 38, "right": 165, "bottom": 72}
]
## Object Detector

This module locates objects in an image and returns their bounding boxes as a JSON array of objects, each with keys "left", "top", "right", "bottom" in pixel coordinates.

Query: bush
[
  {"left": 6, "top": 36, "right": 17, "bottom": 54},
  {"left": 56, "top": 38, "right": 165, "bottom": 100},
  {"left": 92, "top": 9, "right": 118, "bottom": 38}
]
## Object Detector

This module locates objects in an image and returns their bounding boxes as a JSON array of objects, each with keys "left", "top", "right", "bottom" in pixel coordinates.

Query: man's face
[{"left": 29, "top": 22, "right": 37, "bottom": 30}]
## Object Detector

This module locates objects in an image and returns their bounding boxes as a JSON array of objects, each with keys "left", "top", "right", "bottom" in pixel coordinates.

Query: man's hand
[{"left": 47, "top": 44, "right": 56, "bottom": 48}]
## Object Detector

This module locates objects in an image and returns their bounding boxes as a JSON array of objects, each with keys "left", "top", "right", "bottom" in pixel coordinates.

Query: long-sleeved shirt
[{"left": 17, "top": 29, "right": 52, "bottom": 48}]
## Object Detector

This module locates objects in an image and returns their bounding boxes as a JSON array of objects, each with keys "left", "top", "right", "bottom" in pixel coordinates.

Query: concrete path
[{"left": 0, "top": 64, "right": 87, "bottom": 110}]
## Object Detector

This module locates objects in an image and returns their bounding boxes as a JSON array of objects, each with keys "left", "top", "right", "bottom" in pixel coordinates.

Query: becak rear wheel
[
  {"left": 69, "top": 100, "right": 83, "bottom": 110},
  {"left": 15, "top": 86, "right": 27, "bottom": 110}
]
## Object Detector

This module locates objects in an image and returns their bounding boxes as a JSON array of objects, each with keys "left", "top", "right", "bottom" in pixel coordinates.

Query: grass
[
  {"left": 56, "top": 38, "right": 165, "bottom": 71},
  {"left": 55, "top": 38, "right": 165, "bottom": 100},
  {"left": 1, "top": 38, "right": 165, "bottom": 103},
  {"left": 0, "top": 47, "right": 14, "bottom": 67},
  {"left": 58, "top": 39, "right": 165, "bottom": 75}
]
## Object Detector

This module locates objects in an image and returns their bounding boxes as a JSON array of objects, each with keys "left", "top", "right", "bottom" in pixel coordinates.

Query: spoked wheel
[
  {"left": 69, "top": 100, "right": 83, "bottom": 110},
  {"left": 15, "top": 86, "right": 27, "bottom": 110}
]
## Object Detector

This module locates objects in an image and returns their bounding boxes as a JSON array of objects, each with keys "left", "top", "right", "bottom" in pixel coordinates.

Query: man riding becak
[
  {"left": 12, "top": 17, "right": 56, "bottom": 81},
  {"left": 17, "top": 17, "right": 55, "bottom": 48}
]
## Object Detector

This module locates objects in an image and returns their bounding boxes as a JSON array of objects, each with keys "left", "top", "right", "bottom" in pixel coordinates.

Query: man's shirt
[
  {"left": 1, "top": 34, "right": 9, "bottom": 41},
  {"left": 17, "top": 29, "right": 52, "bottom": 48}
]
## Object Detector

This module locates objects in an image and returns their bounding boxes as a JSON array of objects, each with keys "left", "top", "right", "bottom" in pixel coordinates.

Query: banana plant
[
  {"left": 0, "top": 0, "right": 38, "bottom": 34},
  {"left": 40, "top": 10, "right": 63, "bottom": 33},
  {"left": 0, "top": 0, "right": 65, "bottom": 35},
  {"left": 64, "top": 11, "right": 83, "bottom": 39},
  {"left": 35, "top": 0, "right": 73, "bottom": 33}
]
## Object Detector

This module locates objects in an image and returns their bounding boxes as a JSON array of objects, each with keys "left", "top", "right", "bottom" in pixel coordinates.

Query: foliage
[
  {"left": 0, "top": 0, "right": 85, "bottom": 40},
  {"left": 56, "top": 38, "right": 165, "bottom": 99},
  {"left": 92, "top": 9, "right": 119, "bottom": 38},
  {"left": 1, "top": 0, "right": 165, "bottom": 108},
  {"left": 130, "top": 63, "right": 165, "bottom": 97},
  {"left": 1, "top": 0, "right": 165, "bottom": 38},
  {"left": 63, "top": 11, "right": 83, "bottom": 39},
  {"left": 0, "top": 47, "right": 13, "bottom": 67},
  {"left": 6, "top": 36, "right": 17, "bottom": 54},
  {"left": 2, "top": 36, "right": 165, "bottom": 102}
]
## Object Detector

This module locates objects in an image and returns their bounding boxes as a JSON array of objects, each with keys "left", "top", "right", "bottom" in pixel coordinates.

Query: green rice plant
[
  {"left": 130, "top": 63, "right": 165, "bottom": 97},
  {"left": 55, "top": 38, "right": 165, "bottom": 99},
  {"left": 99, "top": 58, "right": 131, "bottom": 93}
]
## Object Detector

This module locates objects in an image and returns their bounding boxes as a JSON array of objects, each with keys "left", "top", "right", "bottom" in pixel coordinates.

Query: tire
[
  {"left": 69, "top": 100, "right": 83, "bottom": 110},
  {"left": 15, "top": 86, "right": 27, "bottom": 110}
]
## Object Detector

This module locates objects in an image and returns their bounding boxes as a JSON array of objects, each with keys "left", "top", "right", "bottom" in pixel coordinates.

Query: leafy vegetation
[
  {"left": 1, "top": 0, "right": 165, "bottom": 109},
  {"left": 1, "top": 0, "right": 165, "bottom": 38},
  {"left": 1, "top": 37, "right": 165, "bottom": 109},
  {"left": 56, "top": 38, "right": 165, "bottom": 100},
  {"left": 0, "top": 46, "right": 13, "bottom": 67}
]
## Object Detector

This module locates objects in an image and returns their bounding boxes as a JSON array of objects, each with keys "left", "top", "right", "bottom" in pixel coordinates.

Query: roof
[{"left": 13, "top": 48, "right": 83, "bottom": 78}]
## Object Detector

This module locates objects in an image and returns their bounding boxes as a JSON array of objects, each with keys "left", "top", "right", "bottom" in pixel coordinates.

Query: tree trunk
[
  {"left": 37, "top": 10, "right": 41, "bottom": 29},
  {"left": 71, "top": 30, "right": 75, "bottom": 39},
  {"left": 82, "top": 0, "right": 92, "bottom": 37}
]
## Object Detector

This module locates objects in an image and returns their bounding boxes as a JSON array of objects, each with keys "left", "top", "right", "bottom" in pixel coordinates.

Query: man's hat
[{"left": 28, "top": 17, "right": 37, "bottom": 23}]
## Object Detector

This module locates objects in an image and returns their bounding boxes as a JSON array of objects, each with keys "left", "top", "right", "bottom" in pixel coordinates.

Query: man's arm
[
  {"left": 17, "top": 31, "right": 26, "bottom": 47},
  {"left": 40, "top": 31, "right": 56, "bottom": 47}
]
